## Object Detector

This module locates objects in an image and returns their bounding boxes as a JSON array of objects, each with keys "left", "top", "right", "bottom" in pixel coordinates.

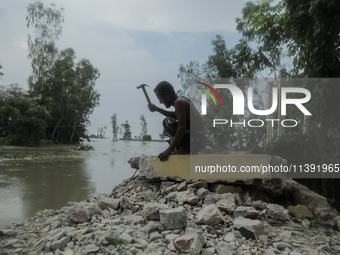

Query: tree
[
  {"left": 235, "top": 0, "right": 340, "bottom": 203},
  {"left": 0, "top": 85, "right": 50, "bottom": 145},
  {"left": 121, "top": 121, "right": 132, "bottom": 140},
  {"left": 26, "top": 1, "right": 64, "bottom": 94},
  {"left": 111, "top": 113, "right": 119, "bottom": 140},
  {"left": 139, "top": 114, "right": 148, "bottom": 140},
  {"left": 0, "top": 64, "right": 3, "bottom": 78},
  {"left": 178, "top": 35, "right": 266, "bottom": 150},
  {"left": 30, "top": 48, "right": 100, "bottom": 143}
]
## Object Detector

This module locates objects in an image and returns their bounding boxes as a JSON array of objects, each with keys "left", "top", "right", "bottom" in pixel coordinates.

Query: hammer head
[{"left": 137, "top": 84, "right": 149, "bottom": 89}]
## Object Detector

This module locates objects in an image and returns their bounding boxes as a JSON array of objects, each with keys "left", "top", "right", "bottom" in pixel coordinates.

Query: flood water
[{"left": 0, "top": 139, "right": 166, "bottom": 229}]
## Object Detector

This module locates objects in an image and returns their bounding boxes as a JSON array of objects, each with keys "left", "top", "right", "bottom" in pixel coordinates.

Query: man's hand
[
  {"left": 158, "top": 147, "right": 173, "bottom": 161},
  {"left": 148, "top": 103, "right": 157, "bottom": 112}
]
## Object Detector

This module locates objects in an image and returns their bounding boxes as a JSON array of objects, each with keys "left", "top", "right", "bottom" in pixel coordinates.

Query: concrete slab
[{"left": 138, "top": 154, "right": 283, "bottom": 183}]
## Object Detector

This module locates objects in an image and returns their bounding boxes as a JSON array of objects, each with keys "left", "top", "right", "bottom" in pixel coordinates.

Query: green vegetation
[
  {"left": 178, "top": 0, "right": 340, "bottom": 209},
  {"left": 121, "top": 120, "right": 132, "bottom": 140},
  {"left": 110, "top": 113, "right": 119, "bottom": 140},
  {"left": 0, "top": 2, "right": 100, "bottom": 146}
]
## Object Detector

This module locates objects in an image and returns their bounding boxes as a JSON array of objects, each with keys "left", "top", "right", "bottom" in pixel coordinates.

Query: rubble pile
[{"left": 1, "top": 175, "right": 340, "bottom": 255}]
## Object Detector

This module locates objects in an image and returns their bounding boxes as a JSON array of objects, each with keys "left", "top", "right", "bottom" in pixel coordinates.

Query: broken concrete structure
[{"left": 1, "top": 154, "right": 339, "bottom": 255}]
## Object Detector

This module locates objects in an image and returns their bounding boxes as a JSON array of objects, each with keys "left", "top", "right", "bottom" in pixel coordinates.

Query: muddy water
[{"left": 0, "top": 139, "right": 166, "bottom": 229}]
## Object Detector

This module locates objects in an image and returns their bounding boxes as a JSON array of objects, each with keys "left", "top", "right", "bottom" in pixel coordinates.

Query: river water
[{"left": 0, "top": 139, "right": 166, "bottom": 229}]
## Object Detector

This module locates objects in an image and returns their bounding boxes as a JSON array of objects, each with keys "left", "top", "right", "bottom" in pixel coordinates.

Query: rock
[
  {"left": 159, "top": 207, "right": 187, "bottom": 230},
  {"left": 302, "top": 218, "right": 311, "bottom": 228},
  {"left": 1, "top": 229, "right": 14, "bottom": 236},
  {"left": 173, "top": 228, "right": 204, "bottom": 255},
  {"left": 288, "top": 204, "right": 313, "bottom": 219},
  {"left": 149, "top": 231, "right": 162, "bottom": 242},
  {"left": 224, "top": 232, "right": 236, "bottom": 242},
  {"left": 177, "top": 181, "right": 187, "bottom": 191},
  {"left": 143, "top": 220, "right": 166, "bottom": 235},
  {"left": 197, "top": 187, "right": 210, "bottom": 200},
  {"left": 84, "top": 244, "right": 99, "bottom": 253},
  {"left": 98, "top": 197, "right": 120, "bottom": 210},
  {"left": 47, "top": 229, "right": 66, "bottom": 241},
  {"left": 204, "top": 193, "right": 236, "bottom": 205},
  {"left": 233, "top": 218, "right": 265, "bottom": 240},
  {"left": 164, "top": 184, "right": 178, "bottom": 195},
  {"left": 67, "top": 210, "right": 89, "bottom": 223},
  {"left": 120, "top": 196, "right": 138, "bottom": 212},
  {"left": 250, "top": 200, "right": 268, "bottom": 210},
  {"left": 233, "top": 206, "right": 259, "bottom": 219},
  {"left": 143, "top": 202, "right": 169, "bottom": 220},
  {"left": 177, "top": 190, "right": 199, "bottom": 205},
  {"left": 50, "top": 235, "right": 71, "bottom": 251},
  {"left": 290, "top": 251, "right": 303, "bottom": 255},
  {"left": 215, "top": 242, "right": 234, "bottom": 255},
  {"left": 128, "top": 156, "right": 139, "bottom": 169},
  {"left": 210, "top": 184, "right": 242, "bottom": 194},
  {"left": 273, "top": 242, "right": 292, "bottom": 250},
  {"left": 188, "top": 181, "right": 208, "bottom": 191},
  {"left": 216, "top": 198, "right": 236, "bottom": 215},
  {"left": 266, "top": 203, "right": 290, "bottom": 222},
  {"left": 119, "top": 232, "right": 133, "bottom": 244},
  {"left": 80, "top": 201, "right": 102, "bottom": 216},
  {"left": 197, "top": 204, "right": 224, "bottom": 226}
]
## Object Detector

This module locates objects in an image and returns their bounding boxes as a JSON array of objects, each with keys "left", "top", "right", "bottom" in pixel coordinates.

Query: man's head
[{"left": 154, "top": 81, "right": 176, "bottom": 108}]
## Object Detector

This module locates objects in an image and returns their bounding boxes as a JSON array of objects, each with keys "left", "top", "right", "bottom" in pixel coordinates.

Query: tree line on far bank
[
  {"left": 0, "top": 2, "right": 100, "bottom": 146},
  {"left": 108, "top": 113, "right": 165, "bottom": 141}
]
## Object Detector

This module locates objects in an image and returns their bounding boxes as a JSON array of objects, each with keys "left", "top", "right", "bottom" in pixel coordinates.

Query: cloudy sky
[{"left": 0, "top": 0, "right": 251, "bottom": 139}]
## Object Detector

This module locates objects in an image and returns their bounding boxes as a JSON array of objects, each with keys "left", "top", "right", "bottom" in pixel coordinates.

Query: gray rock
[
  {"left": 47, "top": 229, "right": 66, "bottom": 241},
  {"left": 266, "top": 203, "right": 290, "bottom": 222},
  {"left": 119, "top": 232, "right": 133, "bottom": 244},
  {"left": 164, "top": 184, "right": 178, "bottom": 195},
  {"left": 80, "top": 201, "right": 102, "bottom": 216},
  {"left": 197, "top": 204, "right": 224, "bottom": 226},
  {"left": 98, "top": 197, "right": 120, "bottom": 210},
  {"left": 84, "top": 244, "right": 99, "bottom": 253},
  {"left": 177, "top": 181, "right": 187, "bottom": 191},
  {"left": 128, "top": 157, "right": 139, "bottom": 169},
  {"left": 143, "top": 220, "right": 166, "bottom": 235},
  {"left": 216, "top": 198, "right": 236, "bottom": 215},
  {"left": 233, "top": 206, "right": 259, "bottom": 219},
  {"left": 68, "top": 210, "right": 89, "bottom": 223},
  {"left": 120, "top": 197, "right": 138, "bottom": 212},
  {"left": 177, "top": 190, "right": 199, "bottom": 205},
  {"left": 204, "top": 193, "right": 235, "bottom": 205},
  {"left": 233, "top": 218, "right": 264, "bottom": 240},
  {"left": 173, "top": 228, "right": 204, "bottom": 255},
  {"left": 224, "top": 232, "right": 235, "bottom": 242},
  {"left": 143, "top": 202, "right": 169, "bottom": 220},
  {"left": 197, "top": 187, "right": 210, "bottom": 200},
  {"left": 302, "top": 218, "right": 311, "bottom": 228},
  {"left": 149, "top": 231, "right": 162, "bottom": 242},
  {"left": 273, "top": 242, "right": 293, "bottom": 250},
  {"left": 188, "top": 181, "right": 208, "bottom": 191},
  {"left": 159, "top": 207, "right": 187, "bottom": 230},
  {"left": 250, "top": 200, "right": 268, "bottom": 210},
  {"left": 215, "top": 242, "right": 234, "bottom": 255},
  {"left": 50, "top": 235, "right": 71, "bottom": 251}
]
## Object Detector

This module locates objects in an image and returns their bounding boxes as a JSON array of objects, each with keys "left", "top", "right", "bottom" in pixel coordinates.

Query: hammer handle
[{"left": 142, "top": 88, "right": 152, "bottom": 104}]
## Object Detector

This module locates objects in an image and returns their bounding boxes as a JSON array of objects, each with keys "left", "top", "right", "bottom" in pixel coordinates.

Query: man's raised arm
[{"left": 148, "top": 103, "right": 177, "bottom": 119}]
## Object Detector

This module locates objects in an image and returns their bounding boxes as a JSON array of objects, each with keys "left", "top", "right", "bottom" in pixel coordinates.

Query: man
[{"left": 148, "top": 81, "right": 206, "bottom": 161}]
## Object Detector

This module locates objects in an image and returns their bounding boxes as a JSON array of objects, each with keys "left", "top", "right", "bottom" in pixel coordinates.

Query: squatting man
[{"left": 148, "top": 81, "right": 207, "bottom": 161}]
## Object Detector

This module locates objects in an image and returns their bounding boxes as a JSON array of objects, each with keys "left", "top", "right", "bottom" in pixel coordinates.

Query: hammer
[{"left": 137, "top": 84, "right": 152, "bottom": 104}]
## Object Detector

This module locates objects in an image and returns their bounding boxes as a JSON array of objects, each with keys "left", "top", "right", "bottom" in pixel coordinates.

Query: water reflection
[{"left": 0, "top": 139, "right": 166, "bottom": 228}]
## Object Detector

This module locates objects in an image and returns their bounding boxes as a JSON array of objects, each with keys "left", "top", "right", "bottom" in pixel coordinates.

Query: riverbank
[
  {"left": 0, "top": 140, "right": 167, "bottom": 231},
  {"left": 1, "top": 173, "right": 340, "bottom": 255}
]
